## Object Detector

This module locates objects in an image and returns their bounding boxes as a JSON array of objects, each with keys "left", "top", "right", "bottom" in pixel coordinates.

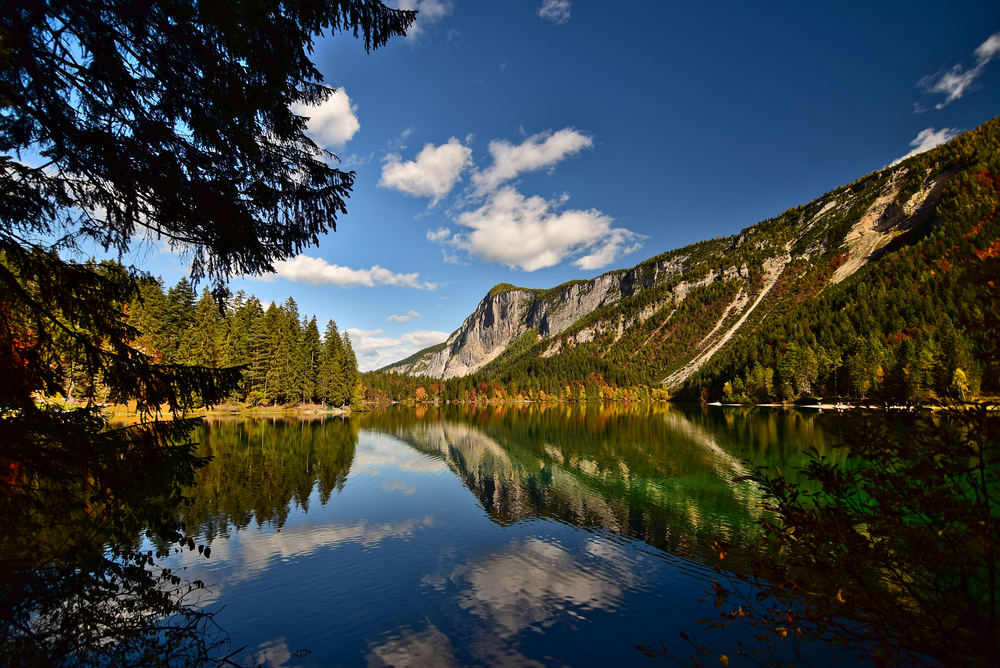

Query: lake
[{"left": 159, "top": 403, "right": 853, "bottom": 667}]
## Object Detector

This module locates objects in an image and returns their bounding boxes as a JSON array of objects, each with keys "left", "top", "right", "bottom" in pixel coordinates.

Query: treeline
[
  {"left": 361, "top": 347, "right": 671, "bottom": 404},
  {"left": 127, "top": 277, "right": 361, "bottom": 407},
  {"left": 676, "top": 118, "right": 1000, "bottom": 403}
]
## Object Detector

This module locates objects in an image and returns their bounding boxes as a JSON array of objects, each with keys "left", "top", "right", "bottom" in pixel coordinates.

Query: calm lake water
[{"left": 159, "top": 403, "right": 853, "bottom": 667}]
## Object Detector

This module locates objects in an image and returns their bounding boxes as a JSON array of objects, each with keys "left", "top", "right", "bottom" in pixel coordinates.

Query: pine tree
[
  {"left": 318, "top": 320, "right": 346, "bottom": 406},
  {"left": 342, "top": 330, "right": 359, "bottom": 405},
  {"left": 128, "top": 277, "right": 167, "bottom": 360},
  {"left": 299, "top": 317, "right": 322, "bottom": 404},
  {"left": 161, "top": 278, "right": 197, "bottom": 363},
  {"left": 225, "top": 294, "right": 263, "bottom": 401},
  {"left": 187, "top": 289, "right": 224, "bottom": 368},
  {"left": 267, "top": 298, "right": 302, "bottom": 404}
]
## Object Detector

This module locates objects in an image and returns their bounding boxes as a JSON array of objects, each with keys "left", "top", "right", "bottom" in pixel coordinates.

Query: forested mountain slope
[{"left": 382, "top": 117, "right": 1000, "bottom": 403}]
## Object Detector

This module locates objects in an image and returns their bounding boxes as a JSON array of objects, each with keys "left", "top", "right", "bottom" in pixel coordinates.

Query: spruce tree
[
  {"left": 273, "top": 298, "right": 304, "bottom": 403},
  {"left": 128, "top": 277, "right": 167, "bottom": 360},
  {"left": 342, "top": 330, "right": 359, "bottom": 405},
  {"left": 162, "top": 278, "right": 197, "bottom": 364},
  {"left": 319, "top": 320, "right": 346, "bottom": 406},
  {"left": 299, "top": 317, "right": 322, "bottom": 404},
  {"left": 188, "top": 289, "right": 224, "bottom": 369},
  {"left": 225, "top": 294, "right": 264, "bottom": 401}
]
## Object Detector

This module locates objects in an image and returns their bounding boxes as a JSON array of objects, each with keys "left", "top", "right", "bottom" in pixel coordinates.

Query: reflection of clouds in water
[
  {"left": 454, "top": 537, "right": 636, "bottom": 639},
  {"left": 382, "top": 479, "right": 418, "bottom": 495},
  {"left": 166, "top": 516, "right": 435, "bottom": 596},
  {"left": 244, "top": 637, "right": 306, "bottom": 668},
  {"left": 366, "top": 623, "right": 457, "bottom": 668},
  {"left": 353, "top": 431, "right": 450, "bottom": 477},
  {"left": 365, "top": 621, "right": 546, "bottom": 668},
  {"left": 384, "top": 536, "right": 644, "bottom": 666}
]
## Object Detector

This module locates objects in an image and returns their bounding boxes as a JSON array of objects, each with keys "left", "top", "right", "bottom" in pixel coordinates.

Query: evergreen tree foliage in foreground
[{"left": 0, "top": 0, "right": 414, "bottom": 664}]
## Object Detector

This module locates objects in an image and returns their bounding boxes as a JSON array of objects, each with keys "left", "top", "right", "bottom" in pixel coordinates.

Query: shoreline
[{"left": 71, "top": 396, "right": 996, "bottom": 420}]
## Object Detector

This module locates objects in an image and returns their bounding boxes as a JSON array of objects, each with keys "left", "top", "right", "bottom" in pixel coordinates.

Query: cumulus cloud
[
  {"left": 387, "top": 310, "right": 421, "bottom": 323},
  {"left": 396, "top": 0, "right": 453, "bottom": 41},
  {"left": 289, "top": 87, "right": 359, "bottom": 149},
  {"left": 346, "top": 328, "right": 450, "bottom": 370},
  {"left": 380, "top": 138, "right": 473, "bottom": 204},
  {"left": 538, "top": 0, "right": 571, "bottom": 25},
  {"left": 384, "top": 126, "right": 636, "bottom": 273},
  {"left": 272, "top": 254, "right": 438, "bottom": 290},
  {"left": 918, "top": 31, "right": 1000, "bottom": 110},
  {"left": 426, "top": 227, "right": 451, "bottom": 242},
  {"left": 441, "top": 186, "right": 644, "bottom": 272},
  {"left": 471, "top": 128, "right": 592, "bottom": 194},
  {"left": 890, "top": 127, "right": 960, "bottom": 166}
]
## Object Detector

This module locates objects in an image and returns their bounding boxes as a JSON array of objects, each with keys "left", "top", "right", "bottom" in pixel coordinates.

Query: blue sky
[{"left": 145, "top": 1, "right": 1000, "bottom": 370}]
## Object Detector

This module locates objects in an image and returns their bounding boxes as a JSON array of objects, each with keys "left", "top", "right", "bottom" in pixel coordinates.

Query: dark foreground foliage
[
  {"left": 1, "top": 0, "right": 413, "bottom": 664},
  {"left": 639, "top": 403, "right": 1000, "bottom": 667}
]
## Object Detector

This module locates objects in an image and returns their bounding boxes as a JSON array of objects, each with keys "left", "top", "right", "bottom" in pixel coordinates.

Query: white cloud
[
  {"left": 442, "top": 186, "right": 644, "bottom": 272},
  {"left": 340, "top": 152, "right": 374, "bottom": 168},
  {"left": 346, "top": 328, "right": 450, "bottom": 370},
  {"left": 380, "top": 138, "right": 473, "bottom": 204},
  {"left": 890, "top": 127, "right": 960, "bottom": 166},
  {"left": 387, "top": 127, "right": 413, "bottom": 151},
  {"left": 289, "top": 87, "right": 359, "bottom": 149},
  {"left": 538, "top": 0, "right": 571, "bottom": 25},
  {"left": 395, "top": 127, "right": 630, "bottom": 273},
  {"left": 272, "top": 254, "right": 438, "bottom": 290},
  {"left": 471, "top": 128, "right": 592, "bottom": 194},
  {"left": 918, "top": 31, "right": 1000, "bottom": 110},
  {"left": 426, "top": 227, "right": 451, "bottom": 242},
  {"left": 387, "top": 310, "right": 421, "bottom": 323},
  {"left": 974, "top": 31, "right": 1000, "bottom": 61},
  {"left": 396, "top": 0, "right": 453, "bottom": 41}
]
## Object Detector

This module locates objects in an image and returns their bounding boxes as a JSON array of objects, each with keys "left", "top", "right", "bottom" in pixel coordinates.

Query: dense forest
[
  {"left": 361, "top": 349, "right": 671, "bottom": 405},
  {"left": 85, "top": 277, "right": 363, "bottom": 407},
  {"left": 378, "top": 117, "right": 1000, "bottom": 405},
  {"left": 675, "top": 119, "right": 1000, "bottom": 403}
]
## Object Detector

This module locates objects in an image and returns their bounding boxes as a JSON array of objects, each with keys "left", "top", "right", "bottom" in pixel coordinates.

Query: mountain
[{"left": 380, "top": 117, "right": 1000, "bottom": 403}]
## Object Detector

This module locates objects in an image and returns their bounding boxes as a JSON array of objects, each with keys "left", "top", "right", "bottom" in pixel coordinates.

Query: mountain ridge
[{"left": 378, "top": 117, "right": 999, "bottom": 402}]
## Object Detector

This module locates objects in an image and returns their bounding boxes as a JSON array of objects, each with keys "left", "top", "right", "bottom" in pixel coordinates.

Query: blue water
[{"left": 158, "top": 405, "right": 856, "bottom": 667}]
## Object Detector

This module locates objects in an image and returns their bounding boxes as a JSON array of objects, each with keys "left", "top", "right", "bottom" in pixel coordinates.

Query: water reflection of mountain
[
  {"left": 177, "top": 416, "right": 359, "bottom": 539},
  {"left": 361, "top": 404, "right": 849, "bottom": 564}
]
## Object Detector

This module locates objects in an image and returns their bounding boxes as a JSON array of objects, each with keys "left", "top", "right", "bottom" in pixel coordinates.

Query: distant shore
[
  {"left": 95, "top": 401, "right": 350, "bottom": 421},
  {"left": 81, "top": 397, "right": 995, "bottom": 420}
]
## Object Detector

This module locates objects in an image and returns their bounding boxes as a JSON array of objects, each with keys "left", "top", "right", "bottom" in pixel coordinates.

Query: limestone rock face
[
  {"left": 382, "top": 158, "right": 957, "bottom": 385},
  {"left": 383, "top": 258, "right": 688, "bottom": 379}
]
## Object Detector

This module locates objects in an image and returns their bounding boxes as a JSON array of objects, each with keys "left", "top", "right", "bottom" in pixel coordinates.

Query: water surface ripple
[{"left": 161, "top": 403, "right": 850, "bottom": 667}]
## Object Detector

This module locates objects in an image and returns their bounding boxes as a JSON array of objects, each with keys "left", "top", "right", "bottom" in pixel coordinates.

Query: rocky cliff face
[
  {"left": 383, "top": 158, "right": 954, "bottom": 386},
  {"left": 383, "top": 257, "right": 689, "bottom": 379}
]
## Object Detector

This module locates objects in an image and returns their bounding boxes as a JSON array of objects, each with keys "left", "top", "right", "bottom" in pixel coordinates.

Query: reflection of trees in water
[
  {"left": 362, "top": 403, "right": 849, "bottom": 565},
  {"left": 176, "top": 416, "right": 359, "bottom": 540},
  {"left": 1, "top": 415, "right": 362, "bottom": 666},
  {"left": 0, "top": 417, "right": 233, "bottom": 666}
]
